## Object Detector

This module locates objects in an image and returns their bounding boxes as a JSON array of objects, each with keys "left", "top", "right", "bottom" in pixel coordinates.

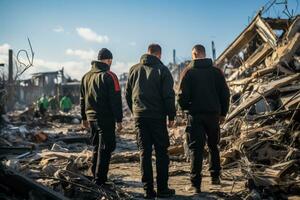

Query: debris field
[{"left": 1, "top": 12, "right": 300, "bottom": 200}]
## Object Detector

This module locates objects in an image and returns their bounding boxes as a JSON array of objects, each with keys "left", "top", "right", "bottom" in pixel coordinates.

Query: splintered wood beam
[
  {"left": 216, "top": 14, "right": 277, "bottom": 67},
  {"left": 0, "top": 166, "right": 69, "bottom": 200},
  {"left": 226, "top": 73, "right": 300, "bottom": 122}
]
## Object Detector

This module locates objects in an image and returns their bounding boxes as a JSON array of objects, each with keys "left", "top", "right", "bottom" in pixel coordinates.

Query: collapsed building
[
  {"left": 16, "top": 69, "right": 80, "bottom": 107},
  {"left": 0, "top": 46, "right": 81, "bottom": 112},
  {"left": 215, "top": 12, "right": 300, "bottom": 198}
]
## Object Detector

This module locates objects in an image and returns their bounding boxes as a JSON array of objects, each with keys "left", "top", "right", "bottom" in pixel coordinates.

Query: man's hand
[
  {"left": 219, "top": 116, "right": 226, "bottom": 124},
  {"left": 81, "top": 120, "right": 89, "bottom": 129},
  {"left": 116, "top": 122, "right": 123, "bottom": 132},
  {"left": 168, "top": 120, "right": 175, "bottom": 128}
]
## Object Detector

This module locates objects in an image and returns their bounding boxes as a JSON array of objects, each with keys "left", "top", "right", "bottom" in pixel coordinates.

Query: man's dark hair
[
  {"left": 148, "top": 44, "right": 161, "bottom": 55},
  {"left": 193, "top": 44, "right": 206, "bottom": 55}
]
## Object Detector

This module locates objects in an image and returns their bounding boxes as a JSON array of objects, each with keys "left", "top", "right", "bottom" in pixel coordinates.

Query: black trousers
[
  {"left": 135, "top": 118, "right": 170, "bottom": 191},
  {"left": 89, "top": 118, "right": 116, "bottom": 183},
  {"left": 186, "top": 114, "right": 221, "bottom": 187}
]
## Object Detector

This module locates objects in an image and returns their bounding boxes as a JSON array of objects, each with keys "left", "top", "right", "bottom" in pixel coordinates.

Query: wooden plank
[
  {"left": 226, "top": 73, "right": 300, "bottom": 122},
  {"left": 168, "top": 144, "right": 184, "bottom": 156},
  {"left": 0, "top": 146, "right": 33, "bottom": 155},
  {"left": 38, "top": 151, "right": 92, "bottom": 160},
  {"left": 251, "top": 65, "right": 277, "bottom": 78},
  {"left": 56, "top": 136, "right": 90, "bottom": 144},
  {"left": 248, "top": 33, "right": 300, "bottom": 79},
  {"left": 228, "top": 43, "right": 272, "bottom": 81},
  {"left": 229, "top": 77, "right": 252, "bottom": 86},
  {"left": 281, "top": 92, "right": 300, "bottom": 109},
  {"left": 264, "top": 18, "right": 290, "bottom": 30},
  {"left": 0, "top": 165, "right": 69, "bottom": 200},
  {"left": 278, "top": 84, "right": 300, "bottom": 93},
  {"left": 216, "top": 14, "right": 277, "bottom": 68}
]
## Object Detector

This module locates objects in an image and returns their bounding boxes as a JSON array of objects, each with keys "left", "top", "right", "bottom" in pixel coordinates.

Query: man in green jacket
[
  {"left": 48, "top": 95, "right": 58, "bottom": 113},
  {"left": 38, "top": 94, "right": 49, "bottom": 116},
  {"left": 125, "top": 44, "right": 176, "bottom": 199},
  {"left": 60, "top": 95, "right": 72, "bottom": 113}
]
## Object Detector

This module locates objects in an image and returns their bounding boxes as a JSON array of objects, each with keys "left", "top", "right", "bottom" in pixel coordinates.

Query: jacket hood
[
  {"left": 191, "top": 58, "right": 213, "bottom": 68},
  {"left": 140, "top": 54, "right": 163, "bottom": 66},
  {"left": 91, "top": 60, "right": 110, "bottom": 72}
]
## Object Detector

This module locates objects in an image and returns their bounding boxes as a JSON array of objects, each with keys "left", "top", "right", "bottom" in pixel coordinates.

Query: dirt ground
[
  {"left": 109, "top": 132, "right": 246, "bottom": 200},
  {"left": 1, "top": 119, "right": 247, "bottom": 200}
]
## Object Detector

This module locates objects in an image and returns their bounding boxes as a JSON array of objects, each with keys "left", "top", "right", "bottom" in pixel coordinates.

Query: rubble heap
[
  {"left": 0, "top": 110, "right": 131, "bottom": 200},
  {"left": 217, "top": 13, "right": 300, "bottom": 198}
]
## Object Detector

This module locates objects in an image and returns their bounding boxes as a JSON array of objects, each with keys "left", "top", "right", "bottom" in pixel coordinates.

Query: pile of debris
[
  {"left": 0, "top": 109, "right": 131, "bottom": 200},
  {"left": 216, "top": 13, "right": 300, "bottom": 198}
]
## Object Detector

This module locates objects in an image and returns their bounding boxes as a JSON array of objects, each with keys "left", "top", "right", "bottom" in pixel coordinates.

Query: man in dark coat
[
  {"left": 81, "top": 48, "right": 123, "bottom": 185},
  {"left": 125, "top": 44, "right": 176, "bottom": 199},
  {"left": 178, "top": 44, "right": 230, "bottom": 194}
]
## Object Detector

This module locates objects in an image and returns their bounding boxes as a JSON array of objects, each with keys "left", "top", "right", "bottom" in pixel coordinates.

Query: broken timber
[
  {"left": 0, "top": 165, "right": 70, "bottom": 200},
  {"left": 226, "top": 72, "right": 300, "bottom": 122}
]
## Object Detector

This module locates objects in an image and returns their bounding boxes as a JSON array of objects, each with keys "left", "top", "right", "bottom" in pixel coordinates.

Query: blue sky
[{"left": 0, "top": 0, "right": 299, "bottom": 79}]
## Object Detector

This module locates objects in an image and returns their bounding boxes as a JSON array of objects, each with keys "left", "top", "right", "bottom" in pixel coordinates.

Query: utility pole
[
  {"left": 0, "top": 63, "right": 4, "bottom": 88},
  {"left": 211, "top": 41, "right": 216, "bottom": 61},
  {"left": 7, "top": 49, "right": 14, "bottom": 111},
  {"left": 173, "top": 49, "right": 176, "bottom": 65},
  {"left": 8, "top": 49, "right": 13, "bottom": 83},
  {"left": 59, "top": 67, "right": 65, "bottom": 98},
  {"left": 173, "top": 49, "right": 181, "bottom": 83}
]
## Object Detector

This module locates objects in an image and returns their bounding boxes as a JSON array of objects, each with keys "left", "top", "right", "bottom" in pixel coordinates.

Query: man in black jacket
[
  {"left": 178, "top": 44, "right": 230, "bottom": 194},
  {"left": 81, "top": 48, "right": 123, "bottom": 185},
  {"left": 125, "top": 44, "right": 176, "bottom": 199}
]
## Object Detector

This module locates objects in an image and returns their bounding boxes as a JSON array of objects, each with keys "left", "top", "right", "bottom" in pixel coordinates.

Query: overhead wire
[{"left": 14, "top": 37, "right": 34, "bottom": 80}]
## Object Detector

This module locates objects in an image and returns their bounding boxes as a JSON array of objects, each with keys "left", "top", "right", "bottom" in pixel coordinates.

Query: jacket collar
[
  {"left": 90, "top": 60, "right": 110, "bottom": 73},
  {"left": 190, "top": 58, "right": 213, "bottom": 68},
  {"left": 140, "top": 54, "right": 163, "bottom": 67}
]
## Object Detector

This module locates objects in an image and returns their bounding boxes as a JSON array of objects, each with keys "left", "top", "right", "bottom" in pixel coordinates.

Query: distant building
[
  {"left": 168, "top": 61, "right": 190, "bottom": 85},
  {"left": 16, "top": 68, "right": 80, "bottom": 106},
  {"left": 119, "top": 72, "right": 128, "bottom": 92}
]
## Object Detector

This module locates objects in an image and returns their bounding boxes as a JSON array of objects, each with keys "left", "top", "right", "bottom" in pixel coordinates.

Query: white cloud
[
  {"left": 0, "top": 43, "right": 10, "bottom": 54},
  {"left": 76, "top": 27, "right": 109, "bottom": 43},
  {"left": 0, "top": 55, "right": 7, "bottom": 64},
  {"left": 0, "top": 43, "right": 92, "bottom": 80},
  {"left": 25, "top": 59, "right": 133, "bottom": 80},
  {"left": 129, "top": 42, "right": 136, "bottom": 46},
  {"left": 13, "top": 48, "right": 134, "bottom": 80},
  {"left": 111, "top": 61, "right": 135, "bottom": 75},
  {"left": 0, "top": 43, "right": 11, "bottom": 64},
  {"left": 53, "top": 26, "right": 64, "bottom": 33},
  {"left": 20, "top": 58, "right": 88, "bottom": 80},
  {"left": 65, "top": 48, "right": 96, "bottom": 60}
]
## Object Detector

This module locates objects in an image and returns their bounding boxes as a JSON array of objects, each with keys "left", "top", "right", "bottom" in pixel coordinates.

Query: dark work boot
[
  {"left": 144, "top": 189, "right": 156, "bottom": 199},
  {"left": 211, "top": 176, "right": 221, "bottom": 185},
  {"left": 157, "top": 188, "right": 175, "bottom": 198}
]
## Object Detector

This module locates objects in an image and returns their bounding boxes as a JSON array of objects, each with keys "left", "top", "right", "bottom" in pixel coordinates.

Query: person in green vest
[
  {"left": 38, "top": 94, "right": 49, "bottom": 116},
  {"left": 48, "top": 95, "right": 59, "bottom": 113},
  {"left": 60, "top": 95, "right": 72, "bottom": 113}
]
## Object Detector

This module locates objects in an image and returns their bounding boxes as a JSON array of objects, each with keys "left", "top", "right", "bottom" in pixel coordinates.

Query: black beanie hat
[{"left": 98, "top": 48, "right": 113, "bottom": 60}]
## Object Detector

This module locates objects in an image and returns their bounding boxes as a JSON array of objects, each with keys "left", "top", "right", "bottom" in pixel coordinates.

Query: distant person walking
[
  {"left": 48, "top": 95, "right": 59, "bottom": 113},
  {"left": 80, "top": 48, "right": 123, "bottom": 186},
  {"left": 125, "top": 44, "right": 176, "bottom": 199},
  {"left": 60, "top": 95, "right": 72, "bottom": 113},
  {"left": 38, "top": 94, "right": 49, "bottom": 116},
  {"left": 178, "top": 44, "right": 230, "bottom": 194}
]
